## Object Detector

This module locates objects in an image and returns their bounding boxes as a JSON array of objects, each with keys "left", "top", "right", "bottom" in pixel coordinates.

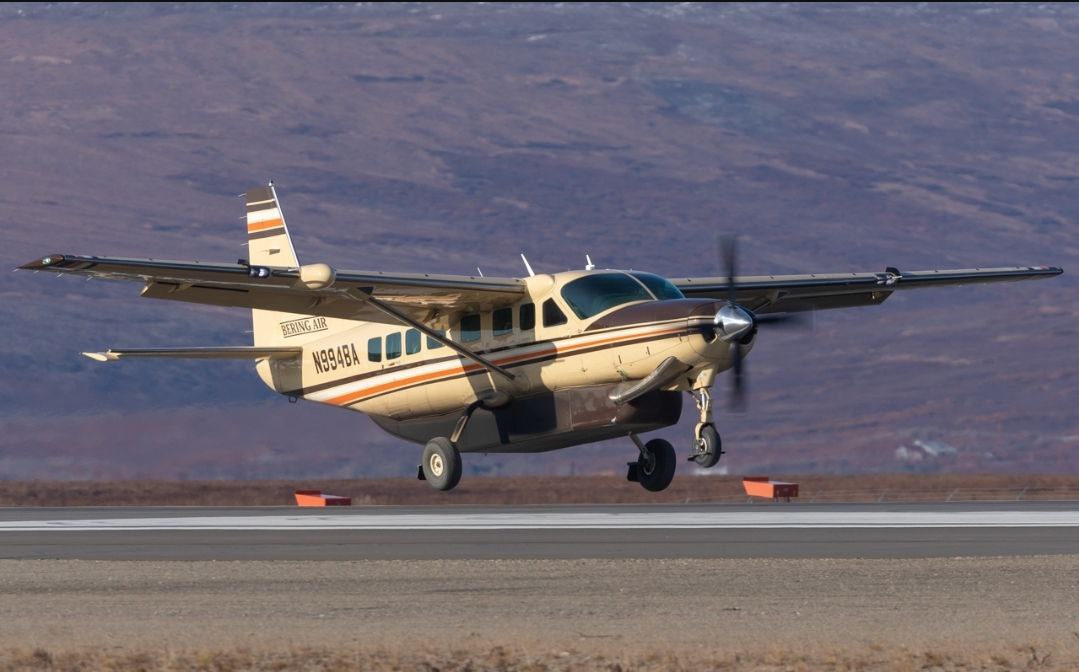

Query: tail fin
[
  {"left": 245, "top": 182, "right": 298, "bottom": 267},
  {"left": 245, "top": 183, "right": 351, "bottom": 350}
]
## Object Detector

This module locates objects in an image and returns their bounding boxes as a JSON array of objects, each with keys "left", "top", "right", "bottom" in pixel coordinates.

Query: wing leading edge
[{"left": 672, "top": 266, "right": 1063, "bottom": 314}]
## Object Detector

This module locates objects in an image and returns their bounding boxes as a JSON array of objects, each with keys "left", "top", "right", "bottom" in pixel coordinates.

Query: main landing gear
[
  {"left": 626, "top": 433, "right": 677, "bottom": 492},
  {"left": 418, "top": 436, "right": 462, "bottom": 491},
  {"left": 417, "top": 401, "right": 480, "bottom": 491}
]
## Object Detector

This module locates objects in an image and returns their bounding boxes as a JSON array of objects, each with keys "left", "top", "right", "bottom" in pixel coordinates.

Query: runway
[{"left": 2, "top": 501, "right": 1076, "bottom": 560}]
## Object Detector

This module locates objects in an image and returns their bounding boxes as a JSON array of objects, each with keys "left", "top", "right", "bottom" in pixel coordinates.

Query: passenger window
[
  {"left": 542, "top": 299, "right": 567, "bottom": 327},
  {"left": 405, "top": 329, "right": 421, "bottom": 355},
  {"left": 460, "top": 314, "right": 481, "bottom": 343},
  {"left": 492, "top": 307, "right": 513, "bottom": 337},
  {"left": 519, "top": 303, "right": 535, "bottom": 331},
  {"left": 367, "top": 337, "right": 382, "bottom": 363},
  {"left": 427, "top": 329, "right": 446, "bottom": 350},
  {"left": 386, "top": 332, "right": 402, "bottom": 360}
]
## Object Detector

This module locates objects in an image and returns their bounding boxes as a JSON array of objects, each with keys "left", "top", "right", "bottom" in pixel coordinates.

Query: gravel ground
[{"left": 1, "top": 557, "right": 1077, "bottom": 669}]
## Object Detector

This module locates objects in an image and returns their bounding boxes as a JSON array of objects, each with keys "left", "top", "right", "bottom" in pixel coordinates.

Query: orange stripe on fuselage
[
  {"left": 322, "top": 324, "right": 687, "bottom": 407},
  {"left": 247, "top": 218, "right": 284, "bottom": 233}
]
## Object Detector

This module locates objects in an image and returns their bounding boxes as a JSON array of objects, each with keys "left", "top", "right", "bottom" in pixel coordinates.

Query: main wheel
[
  {"left": 638, "top": 438, "right": 676, "bottom": 492},
  {"left": 421, "top": 437, "right": 462, "bottom": 491},
  {"left": 693, "top": 425, "right": 723, "bottom": 468}
]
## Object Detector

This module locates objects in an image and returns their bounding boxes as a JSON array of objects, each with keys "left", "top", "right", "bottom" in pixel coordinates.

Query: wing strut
[{"left": 349, "top": 290, "right": 516, "bottom": 382}]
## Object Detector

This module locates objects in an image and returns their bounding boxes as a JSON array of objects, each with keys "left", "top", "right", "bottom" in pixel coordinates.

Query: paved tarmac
[{"left": 0, "top": 501, "right": 1076, "bottom": 560}]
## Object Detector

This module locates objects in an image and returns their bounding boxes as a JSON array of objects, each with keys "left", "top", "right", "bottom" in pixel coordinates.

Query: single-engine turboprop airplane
[{"left": 20, "top": 184, "right": 1063, "bottom": 491}]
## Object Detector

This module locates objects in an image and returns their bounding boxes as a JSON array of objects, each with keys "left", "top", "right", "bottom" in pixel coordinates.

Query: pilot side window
[
  {"left": 492, "top": 307, "right": 513, "bottom": 337},
  {"left": 560, "top": 273, "right": 654, "bottom": 320},
  {"left": 427, "top": 329, "right": 446, "bottom": 350},
  {"left": 405, "top": 329, "right": 421, "bottom": 355},
  {"left": 542, "top": 299, "right": 567, "bottom": 327},
  {"left": 386, "top": 332, "right": 402, "bottom": 360},
  {"left": 460, "top": 314, "right": 481, "bottom": 343},
  {"left": 367, "top": 337, "right": 382, "bottom": 363},
  {"left": 519, "top": 303, "right": 535, "bottom": 331},
  {"left": 630, "top": 272, "right": 685, "bottom": 301}
]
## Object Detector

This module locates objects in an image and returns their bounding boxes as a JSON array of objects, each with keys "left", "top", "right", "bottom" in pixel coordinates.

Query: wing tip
[
  {"left": 19, "top": 254, "right": 68, "bottom": 270},
  {"left": 82, "top": 351, "right": 117, "bottom": 362}
]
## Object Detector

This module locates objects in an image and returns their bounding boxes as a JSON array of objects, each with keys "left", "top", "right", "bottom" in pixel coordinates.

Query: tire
[
  {"left": 421, "top": 437, "right": 462, "bottom": 491},
  {"left": 693, "top": 425, "right": 723, "bottom": 468},
  {"left": 638, "top": 438, "right": 676, "bottom": 492}
]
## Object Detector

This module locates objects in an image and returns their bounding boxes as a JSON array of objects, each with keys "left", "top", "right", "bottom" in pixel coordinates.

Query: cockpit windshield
[
  {"left": 630, "top": 272, "right": 684, "bottom": 301},
  {"left": 560, "top": 272, "right": 659, "bottom": 320}
]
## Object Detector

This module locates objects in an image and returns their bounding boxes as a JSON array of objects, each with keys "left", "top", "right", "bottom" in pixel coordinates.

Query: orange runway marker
[
  {"left": 294, "top": 490, "right": 352, "bottom": 507},
  {"left": 742, "top": 476, "right": 799, "bottom": 502}
]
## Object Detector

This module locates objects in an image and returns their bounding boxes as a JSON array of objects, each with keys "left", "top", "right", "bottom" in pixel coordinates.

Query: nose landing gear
[{"left": 688, "top": 388, "right": 724, "bottom": 468}]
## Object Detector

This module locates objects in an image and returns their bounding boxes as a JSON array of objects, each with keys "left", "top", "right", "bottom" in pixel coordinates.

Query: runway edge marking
[{"left": 1, "top": 509, "right": 1078, "bottom": 531}]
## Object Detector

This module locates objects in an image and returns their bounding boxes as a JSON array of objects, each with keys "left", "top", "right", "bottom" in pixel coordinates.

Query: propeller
[
  {"left": 716, "top": 236, "right": 751, "bottom": 411},
  {"left": 712, "top": 236, "right": 811, "bottom": 411}
]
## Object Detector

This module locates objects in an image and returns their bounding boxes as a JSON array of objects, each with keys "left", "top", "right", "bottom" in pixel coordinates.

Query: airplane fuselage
[{"left": 255, "top": 271, "right": 744, "bottom": 453}]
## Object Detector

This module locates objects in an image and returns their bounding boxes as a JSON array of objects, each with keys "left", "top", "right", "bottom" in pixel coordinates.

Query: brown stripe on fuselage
[
  {"left": 587, "top": 298, "right": 719, "bottom": 330},
  {"left": 288, "top": 319, "right": 710, "bottom": 398},
  {"left": 319, "top": 324, "right": 692, "bottom": 407}
]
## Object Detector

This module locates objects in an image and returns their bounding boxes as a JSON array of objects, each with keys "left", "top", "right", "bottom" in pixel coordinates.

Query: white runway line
[{"left": 1, "top": 510, "right": 1078, "bottom": 531}]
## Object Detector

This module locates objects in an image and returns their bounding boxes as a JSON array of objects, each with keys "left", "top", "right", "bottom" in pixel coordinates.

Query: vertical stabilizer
[
  {"left": 245, "top": 183, "right": 298, "bottom": 267},
  {"left": 246, "top": 183, "right": 321, "bottom": 350}
]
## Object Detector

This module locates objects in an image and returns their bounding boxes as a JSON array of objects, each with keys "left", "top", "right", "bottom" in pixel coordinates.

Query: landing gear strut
[
  {"left": 688, "top": 388, "right": 723, "bottom": 468},
  {"left": 626, "top": 433, "right": 676, "bottom": 492}
]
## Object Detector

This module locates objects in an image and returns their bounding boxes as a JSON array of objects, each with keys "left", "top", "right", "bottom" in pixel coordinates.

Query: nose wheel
[
  {"left": 689, "top": 388, "right": 724, "bottom": 468},
  {"left": 691, "top": 424, "right": 723, "bottom": 468}
]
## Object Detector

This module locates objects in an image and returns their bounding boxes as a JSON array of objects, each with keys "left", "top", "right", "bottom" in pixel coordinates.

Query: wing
[
  {"left": 671, "top": 266, "right": 1063, "bottom": 314},
  {"left": 18, "top": 254, "right": 526, "bottom": 324}
]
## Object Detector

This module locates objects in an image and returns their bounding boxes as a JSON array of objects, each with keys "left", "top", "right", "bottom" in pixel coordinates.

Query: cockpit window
[
  {"left": 560, "top": 272, "right": 655, "bottom": 320},
  {"left": 631, "top": 272, "right": 684, "bottom": 301}
]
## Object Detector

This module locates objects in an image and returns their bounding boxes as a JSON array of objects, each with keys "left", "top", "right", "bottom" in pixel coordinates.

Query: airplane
[{"left": 19, "top": 183, "right": 1063, "bottom": 492}]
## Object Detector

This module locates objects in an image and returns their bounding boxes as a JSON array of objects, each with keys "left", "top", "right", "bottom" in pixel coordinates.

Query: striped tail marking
[{"left": 245, "top": 185, "right": 286, "bottom": 239}]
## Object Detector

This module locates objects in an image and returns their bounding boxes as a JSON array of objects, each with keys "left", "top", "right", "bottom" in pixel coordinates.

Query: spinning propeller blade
[
  {"left": 716, "top": 236, "right": 815, "bottom": 411},
  {"left": 719, "top": 235, "right": 747, "bottom": 411}
]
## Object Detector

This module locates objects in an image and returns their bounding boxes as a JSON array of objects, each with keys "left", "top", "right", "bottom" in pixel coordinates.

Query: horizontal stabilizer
[{"left": 82, "top": 347, "right": 302, "bottom": 362}]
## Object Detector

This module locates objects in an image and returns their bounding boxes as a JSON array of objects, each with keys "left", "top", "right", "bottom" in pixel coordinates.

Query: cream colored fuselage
[{"left": 256, "top": 270, "right": 743, "bottom": 422}]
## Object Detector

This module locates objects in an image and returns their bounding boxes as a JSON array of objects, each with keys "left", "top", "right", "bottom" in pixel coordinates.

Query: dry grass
[
  {"left": 0, "top": 473, "right": 1076, "bottom": 507},
  {"left": 0, "top": 645, "right": 1073, "bottom": 672}
]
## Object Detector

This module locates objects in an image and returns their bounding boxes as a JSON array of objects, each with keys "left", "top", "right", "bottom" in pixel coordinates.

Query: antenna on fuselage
[
  {"left": 585, "top": 254, "right": 595, "bottom": 271},
  {"left": 476, "top": 267, "right": 484, "bottom": 277},
  {"left": 520, "top": 253, "right": 535, "bottom": 277}
]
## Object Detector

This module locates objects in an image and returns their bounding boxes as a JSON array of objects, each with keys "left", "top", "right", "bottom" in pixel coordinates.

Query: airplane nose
[{"left": 714, "top": 303, "right": 756, "bottom": 344}]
